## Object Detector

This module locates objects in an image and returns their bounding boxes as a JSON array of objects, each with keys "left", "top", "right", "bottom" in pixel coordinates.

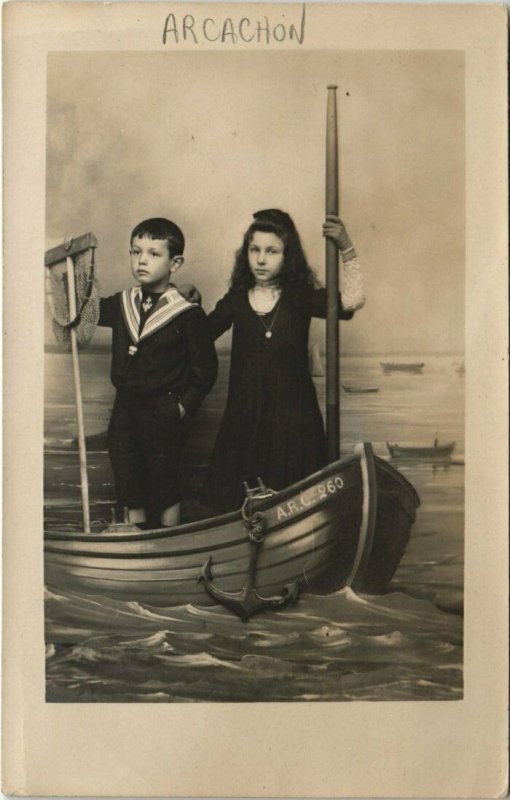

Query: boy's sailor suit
[{"left": 99, "top": 285, "right": 217, "bottom": 523}]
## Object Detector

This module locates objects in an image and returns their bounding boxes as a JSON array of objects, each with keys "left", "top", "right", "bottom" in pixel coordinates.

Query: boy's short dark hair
[{"left": 131, "top": 218, "right": 185, "bottom": 258}]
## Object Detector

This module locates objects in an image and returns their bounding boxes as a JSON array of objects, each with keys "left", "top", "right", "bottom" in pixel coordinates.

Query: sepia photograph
[
  {"left": 43, "top": 45, "right": 465, "bottom": 703},
  {"left": 3, "top": 2, "right": 507, "bottom": 796}
]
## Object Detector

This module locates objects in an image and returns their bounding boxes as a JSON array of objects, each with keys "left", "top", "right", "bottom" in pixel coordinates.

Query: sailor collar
[{"left": 121, "top": 285, "right": 197, "bottom": 346}]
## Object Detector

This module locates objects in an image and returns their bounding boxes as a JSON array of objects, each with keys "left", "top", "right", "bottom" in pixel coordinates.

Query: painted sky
[{"left": 46, "top": 49, "right": 464, "bottom": 353}]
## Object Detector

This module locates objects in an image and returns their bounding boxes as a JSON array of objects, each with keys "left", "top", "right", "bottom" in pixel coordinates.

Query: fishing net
[{"left": 45, "top": 238, "right": 100, "bottom": 350}]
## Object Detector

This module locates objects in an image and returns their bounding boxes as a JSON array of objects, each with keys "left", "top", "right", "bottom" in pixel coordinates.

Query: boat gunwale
[{"left": 44, "top": 453, "right": 362, "bottom": 543}]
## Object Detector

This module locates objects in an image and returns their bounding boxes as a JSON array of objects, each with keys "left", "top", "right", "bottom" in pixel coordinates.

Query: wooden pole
[
  {"left": 66, "top": 255, "right": 91, "bottom": 533},
  {"left": 326, "top": 85, "right": 340, "bottom": 462}
]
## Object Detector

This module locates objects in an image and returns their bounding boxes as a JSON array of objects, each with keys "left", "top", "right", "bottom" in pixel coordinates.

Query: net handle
[
  {"left": 45, "top": 233, "right": 97, "bottom": 534},
  {"left": 45, "top": 232, "right": 98, "bottom": 267}
]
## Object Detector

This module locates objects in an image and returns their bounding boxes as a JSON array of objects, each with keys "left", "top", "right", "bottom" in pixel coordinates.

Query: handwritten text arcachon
[{"left": 163, "top": 5, "right": 306, "bottom": 46}]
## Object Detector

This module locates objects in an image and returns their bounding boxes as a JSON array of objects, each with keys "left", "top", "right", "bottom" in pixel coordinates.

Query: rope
[{"left": 241, "top": 486, "right": 276, "bottom": 543}]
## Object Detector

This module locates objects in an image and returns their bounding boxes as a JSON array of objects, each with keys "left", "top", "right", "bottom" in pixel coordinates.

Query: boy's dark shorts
[{"left": 107, "top": 392, "right": 189, "bottom": 522}]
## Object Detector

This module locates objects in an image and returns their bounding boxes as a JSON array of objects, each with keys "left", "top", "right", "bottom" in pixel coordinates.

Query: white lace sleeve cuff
[{"left": 340, "top": 253, "right": 366, "bottom": 311}]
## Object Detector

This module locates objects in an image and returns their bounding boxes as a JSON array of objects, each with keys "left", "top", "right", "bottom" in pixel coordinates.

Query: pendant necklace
[{"left": 256, "top": 298, "right": 281, "bottom": 340}]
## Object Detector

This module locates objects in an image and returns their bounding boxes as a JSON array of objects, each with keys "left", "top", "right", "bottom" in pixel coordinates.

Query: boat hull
[{"left": 45, "top": 446, "right": 420, "bottom": 609}]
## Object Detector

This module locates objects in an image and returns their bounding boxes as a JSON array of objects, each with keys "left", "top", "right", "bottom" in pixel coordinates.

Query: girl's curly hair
[{"left": 230, "top": 209, "right": 318, "bottom": 292}]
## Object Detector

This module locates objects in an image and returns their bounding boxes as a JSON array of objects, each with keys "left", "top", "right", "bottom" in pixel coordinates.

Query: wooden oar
[
  {"left": 45, "top": 234, "right": 97, "bottom": 533},
  {"left": 325, "top": 85, "right": 340, "bottom": 461}
]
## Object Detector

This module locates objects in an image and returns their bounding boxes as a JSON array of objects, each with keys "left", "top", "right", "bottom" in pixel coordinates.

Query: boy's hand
[
  {"left": 322, "top": 215, "right": 353, "bottom": 252},
  {"left": 178, "top": 283, "right": 202, "bottom": 305}
]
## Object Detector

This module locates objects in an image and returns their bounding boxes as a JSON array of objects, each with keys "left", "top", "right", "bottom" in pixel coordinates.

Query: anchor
[{"left": 198, "top": 479, "right": 300, "bottom": 622}]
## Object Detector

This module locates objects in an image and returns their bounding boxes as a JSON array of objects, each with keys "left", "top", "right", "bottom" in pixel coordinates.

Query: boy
[{"left": 97, "top": 217, "right": 217, "bottom": 528}]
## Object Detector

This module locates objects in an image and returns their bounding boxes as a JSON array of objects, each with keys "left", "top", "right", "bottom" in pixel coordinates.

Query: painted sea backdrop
[{"left": 44, "top": 350, "right": 464, "bottom": 702}]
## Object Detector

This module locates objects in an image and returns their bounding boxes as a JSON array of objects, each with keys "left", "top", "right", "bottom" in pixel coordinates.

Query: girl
[{"left": 203, "top": 209, "right": 365, "bottom": 512}]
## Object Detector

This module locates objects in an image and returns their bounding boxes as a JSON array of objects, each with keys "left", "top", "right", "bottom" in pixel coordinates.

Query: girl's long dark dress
[{"left": 203, "top": 286, "right": 353, "bottom": 512}]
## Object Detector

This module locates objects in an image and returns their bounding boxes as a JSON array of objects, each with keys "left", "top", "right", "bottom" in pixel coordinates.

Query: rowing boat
[
  {"left": 380, "top": 362, "right": 424, "bottom": 374},
  {"left": 44, "top": 443, "right": 419, "bottom": 618},
  {"left": 386, "top": 441, "right": 455, "bottom": 459},
  {"left": 342, "top": 384, "right": 379, "bottom": 394}
]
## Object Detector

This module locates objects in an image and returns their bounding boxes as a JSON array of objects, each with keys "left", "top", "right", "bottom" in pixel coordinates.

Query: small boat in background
[
  {"left": 380, "top": 361, "right": 424, "bottom": 374},
  {"left": 386, "top": 440, "right": 455, "bottom": 460},
  {"left": 309, "top": 343, "right": 325, "bottom": 377},
  {"left": 342, "top": 385, "right": 379, "bottom": 394}
]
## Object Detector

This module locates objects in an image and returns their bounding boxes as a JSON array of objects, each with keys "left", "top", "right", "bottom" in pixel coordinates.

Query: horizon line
[{"left": 44, "top": 344, "right": 464, "bottom": 358}]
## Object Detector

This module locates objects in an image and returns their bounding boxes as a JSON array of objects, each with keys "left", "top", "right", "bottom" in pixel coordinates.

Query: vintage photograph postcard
[{"left": 2, "top": 2, "right": 508, "bottom": 796}]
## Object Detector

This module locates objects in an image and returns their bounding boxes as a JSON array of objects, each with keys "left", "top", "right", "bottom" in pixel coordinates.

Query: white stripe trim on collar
[{"left": 121, "top": 286, "right": 197, "bottom": 345}]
